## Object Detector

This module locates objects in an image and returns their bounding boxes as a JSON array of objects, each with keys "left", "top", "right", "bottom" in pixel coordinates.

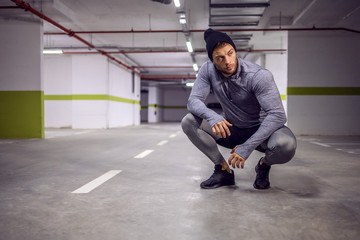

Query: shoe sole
[
  {"left": 200, "top": 181, "right": 235, "bottom": 189},
  {"left": 253, "top": 183, "right": 270, "bottom": 190}
]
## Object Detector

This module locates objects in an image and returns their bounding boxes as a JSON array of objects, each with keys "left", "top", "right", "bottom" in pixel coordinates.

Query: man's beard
[
  {"left": 216, "top": 63, "right": 237, "bottom": 76},
  {"left": 214, "top": 59, "right": 238, "bottom": 77}
]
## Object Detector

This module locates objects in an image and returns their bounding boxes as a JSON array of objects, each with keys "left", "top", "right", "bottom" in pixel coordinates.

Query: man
[{"left": 181, "top": 28, "right": 297, "bottom": 190}]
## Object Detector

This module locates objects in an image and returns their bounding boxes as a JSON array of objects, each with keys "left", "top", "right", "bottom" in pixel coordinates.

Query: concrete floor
[{"left": 0, "top": 123, "right": 359, "bottom": 240}]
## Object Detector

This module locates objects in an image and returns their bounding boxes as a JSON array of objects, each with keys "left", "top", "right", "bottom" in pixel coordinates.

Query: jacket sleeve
[
  {"left": 187, "top": 63, "right": 224, "bottom": 127},
  {"left": 234, "top": 69, "right": 287, "bottom": 159}
]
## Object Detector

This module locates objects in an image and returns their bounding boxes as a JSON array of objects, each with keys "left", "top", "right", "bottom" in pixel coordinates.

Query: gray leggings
[{"left": 181, "top": 113, "right": 297, "bottom": 166}]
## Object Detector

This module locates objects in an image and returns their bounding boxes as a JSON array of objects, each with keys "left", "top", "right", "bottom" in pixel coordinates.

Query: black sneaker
[
  {"left": 253, "top": 158, "right": 271, "bottom": 190},
  {"left": 200, "top": 165, "right": 235, "bottom": 189}
]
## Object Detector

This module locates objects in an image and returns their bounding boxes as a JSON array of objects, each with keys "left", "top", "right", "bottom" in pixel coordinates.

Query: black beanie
[{"left": 204, "top": 28, "right": 236, "bottom": 61}]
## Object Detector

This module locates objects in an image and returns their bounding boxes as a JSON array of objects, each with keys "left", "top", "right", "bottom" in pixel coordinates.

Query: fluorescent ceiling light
[
  {"left": 179, "top": 18, "right": 186, "bottom": 24},
  {"left": 179, "top": 13, "right": 186, "bottom": 24},
  {"left": 186, "top": 41, "right": 193, "bottom": 53},
  {"left": 186, "top": 82, "right": 194, "bottom": 87},
  {"left": 43, "top": 49, "right": 63, "bottom": 54},
  {"left": 193, "top": 63, "right": 199, "bottom": 71},
  {"left": 174, "top": 0, "right": 180, "bottom": 7}
]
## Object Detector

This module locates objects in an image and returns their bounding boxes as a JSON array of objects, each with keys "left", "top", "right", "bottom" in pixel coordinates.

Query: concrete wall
[
  {"left": 0, "top": 19, "right": 44, "bottom": 138},
  {"left": 44, "top": 54, "right": 140, "bottom": 129},
  {"left": 142, "top": 86, "right": 219, "bottom": 123},
  {"left": 288, "top": 31, "right": 360, "bottom": 135},
  {"left": 44, "top": 55, "right": 72, "bottom": 128},
  {"left": 162, "top": 87, "right": 190, "bottom": 122}
]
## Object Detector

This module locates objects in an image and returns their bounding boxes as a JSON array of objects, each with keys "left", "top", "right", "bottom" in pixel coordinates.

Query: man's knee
[
  {"left": 278, "top": 134, "right": 296, "bottom": 155},
  {"left": 267, "top": 128, "right": 297, "bottom": 164},
  {"left": 273, "top": 132, "right": 297, "bottom": 164},
  {"left": 181, "top": 113, "right": 198, "bottom": 135}
]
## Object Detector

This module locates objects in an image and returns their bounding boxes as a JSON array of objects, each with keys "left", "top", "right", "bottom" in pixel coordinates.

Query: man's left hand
[{"left": 228, "top": 146, "right": 246, "bottom": 169}]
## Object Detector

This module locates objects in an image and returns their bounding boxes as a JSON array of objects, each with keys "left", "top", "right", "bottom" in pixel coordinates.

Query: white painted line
[
  {"left": 169, "top": 134, "right": 177, "bottom": 138},
  {"left": 0, "top": 141, "right": 14, "bottom": 144},
  {"left": 326, "top": 143, "right": 360, "bottom": 146},
  {"left": 134, "top": 149, "right": 154, "bottom": 158},
  {"left": 310, "top": 142, "right": 330, "bottom": 147},
  {"left": 72, "top": 170, "right": 122, "bottom": 194},
  {"left": 157, "top": 140, "right": 168, "bottom": 146}
]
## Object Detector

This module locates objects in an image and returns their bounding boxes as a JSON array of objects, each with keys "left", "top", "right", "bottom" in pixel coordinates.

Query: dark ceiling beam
[
  {"left": 209, "top": 3, "right": 270, "bottom": 8},
  {"left": 210, "top": 14, "right": 263, "bottom": 18},
  {"left": 44, "top": 27, "right": 360, "bottom": 35},
  {"left": 209, "top": 22, "right": 259, "bottom": 27}
]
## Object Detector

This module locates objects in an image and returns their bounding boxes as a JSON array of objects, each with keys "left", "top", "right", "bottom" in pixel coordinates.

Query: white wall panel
[
  {"left": 44, "top": 101, "right": 72, "bottom": 128},
  {"left": 72, "top": 101, "right": 108, "bottom": 129},
  {"left": 44, "top": 55, "right": 140, "bottom": 128},
  {"left": 72, "top": 55, "right": 108, "bottom": 94},
  {"left": 288, "top": 31, "right": 360, "bottom": 135},
  {"left": 44, "top": 55, "right": 72, "bottom": 94}
]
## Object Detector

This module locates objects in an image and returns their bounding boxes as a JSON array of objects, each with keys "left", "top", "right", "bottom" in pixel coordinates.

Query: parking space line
[
  {"left": 72, "top": 170, "right": 122, "bottom": 194},
  {"left": 134, "top": 149, "right": 154, "bottom": 158},
  {"left": 326, "top": 143, "right": 360, "bottom": 146},
  {"left": 157, "top": 140, "right": 168, "bottom": 146},
  {"left": 169, "top": 134, "right": 177, "bottom": 138},
  {"left": 310, "top": 142, "right": 330, "bottom": 147}
]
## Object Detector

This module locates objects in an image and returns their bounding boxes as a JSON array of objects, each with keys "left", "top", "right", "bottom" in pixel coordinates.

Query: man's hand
[
  {"left": 228, "top": 146, "right": 246, "bottom": 169},
  {"left": 211, "top": 119, "right": 232, "bottom": 138}
]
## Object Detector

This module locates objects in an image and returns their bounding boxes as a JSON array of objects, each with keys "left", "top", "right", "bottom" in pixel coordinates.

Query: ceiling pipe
[
  {"left": 133, "top": 66, "right": 194, "bottom": 69},
  {"left": 11, "top": 0, "right": 141, "bottom": 76},
  {"left": 44, "top": 27, "right": 360, "bottom": 35},
  {"left": 141, "top": 74, "right": 196, "bottom": 81},
  {"left": 62, "top": 49, "right": 286, "bottom": 54}
]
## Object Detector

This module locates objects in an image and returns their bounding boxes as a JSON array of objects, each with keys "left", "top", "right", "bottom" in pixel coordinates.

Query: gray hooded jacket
[{"left": 187, "top": 58, "right": 286, "bottom": 159}]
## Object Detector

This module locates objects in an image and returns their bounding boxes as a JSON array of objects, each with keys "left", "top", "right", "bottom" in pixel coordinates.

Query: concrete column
[
  {"left": 265, "top": 53, "right": 288, "bottom": 117},
  {"left": 0, "top": 19, "right": 44, "bottom": 138},
  {"left": 148, "top": 86, "right": 162, "bottom": 123}
]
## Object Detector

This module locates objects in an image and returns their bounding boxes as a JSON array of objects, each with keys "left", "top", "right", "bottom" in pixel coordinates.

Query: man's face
[{"left": 212, "top": 43, "right": 238, "bottom": 77}]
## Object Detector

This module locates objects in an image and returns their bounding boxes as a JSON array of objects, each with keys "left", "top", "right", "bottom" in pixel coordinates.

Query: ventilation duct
[{"left": 151, "top": 0, "right": 172, "bottom": 4}]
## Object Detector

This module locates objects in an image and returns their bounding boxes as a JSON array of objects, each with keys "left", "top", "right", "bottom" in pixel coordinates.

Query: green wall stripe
[
  {"left": 44, "top": 95, "right": 72, "bottom": 100},
  {"left": 44, "top": 94, "right": 140, "bottom": 104},
  {"left": 287, "top": 87, "right": 360, "bottom": 95},
  {"left": 0, "top": 91, "right": 44, "bottom": 138}
]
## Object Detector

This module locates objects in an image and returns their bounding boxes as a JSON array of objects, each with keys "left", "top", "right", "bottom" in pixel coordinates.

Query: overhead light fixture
[
  {"left": 174, "top": 0, "right": 180, "bottom": 8},
  {"left": 179, "top": 13, "right": 186, "bottom": 24},
  {"left": 186, "top": 82, "right": 194, "bottom": 87},
  {"left": 193, "top": 63, "right": 199, "bottom": 71},
  {"left": 186, "top": 41, "right": 193, "bottom": 53},
  {"left": 43, "top": 49, "right": 63, "bottom": 54}
]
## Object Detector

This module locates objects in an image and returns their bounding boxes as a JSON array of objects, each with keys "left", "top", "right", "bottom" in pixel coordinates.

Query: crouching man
[{"left": 181, "top": 28, "right": 296, "bottom": 189}]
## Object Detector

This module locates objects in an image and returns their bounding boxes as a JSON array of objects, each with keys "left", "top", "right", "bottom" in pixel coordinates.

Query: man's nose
[{"left": 224, "top": 55, "right": 231, "bottom": 64}]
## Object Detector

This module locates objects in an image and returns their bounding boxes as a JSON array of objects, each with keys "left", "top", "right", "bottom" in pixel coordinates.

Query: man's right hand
[{"left": 211, "top": 119, "right": 233, "bottom": 138}]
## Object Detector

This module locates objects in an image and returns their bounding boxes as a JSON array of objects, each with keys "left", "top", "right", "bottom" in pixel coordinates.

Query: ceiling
[{"left": 1, "top": 0, "right": 360, "bottom": 88}]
